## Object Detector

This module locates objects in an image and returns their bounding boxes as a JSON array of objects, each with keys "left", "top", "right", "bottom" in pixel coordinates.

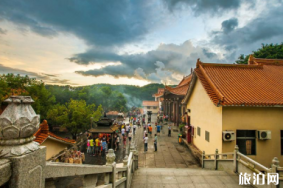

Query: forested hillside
[{"left": 46, "top": 83, "right": 165, "bottom": 108}]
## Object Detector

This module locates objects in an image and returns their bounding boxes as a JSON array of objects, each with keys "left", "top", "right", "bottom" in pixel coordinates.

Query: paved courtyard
[
  {"left": 131, "top": 114, "right": 249, "bottom": 188},
  {"left": 136, "top": 114, "right": 200, "bottom": 168}
]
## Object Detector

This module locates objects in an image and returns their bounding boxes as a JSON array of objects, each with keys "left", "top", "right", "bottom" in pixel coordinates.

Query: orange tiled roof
[
  {"left": 193, "top": 58, "right": 283, "bottom": 106},
  {"left": 249, "top": 55, "right": 283, "bottom": 65},
  {"left": 165, "top": 75, "right": 192, "bottom": 96},
  {"left": 153, "top": 88, "right": 165, "bottom": 97},
  {"left": 34, "top": 120, "right": 76, "bottom": 145},
  {"left": 142, "top": 101, "right": 159, "bottom": 106},
  {"left": 106, "top": 111, "right": 119, "bottom": 115}
]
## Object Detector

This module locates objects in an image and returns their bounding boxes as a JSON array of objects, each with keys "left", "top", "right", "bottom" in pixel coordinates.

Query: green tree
[
  {"left": 47, "top": 99, "right": 103, "bottom": 139},
  {"left": 236, "top": 43, "right": 283, "bottom": 64},
  {"left": 0, "top": 74, "right": 55, "bottom": 120}
]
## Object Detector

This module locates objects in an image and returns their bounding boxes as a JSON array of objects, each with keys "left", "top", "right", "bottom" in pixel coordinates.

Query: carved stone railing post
[
  {"left": 106, "top": 149, "right": 116, "bottom": 166},
  {"left": 123, "top": 155, "right": 128, "bottom": 167},
  {"left": 106, "top": 149, "right": 116, "bottom": 188},
  {"left": 233, "top": 145, "right": 239, "bottom": 173},
  {"left": 0, "top": 96, "right": 46, "bottom": 188},
  {"left": 270, "top": 157, "right": 280, "bottom": 188}
]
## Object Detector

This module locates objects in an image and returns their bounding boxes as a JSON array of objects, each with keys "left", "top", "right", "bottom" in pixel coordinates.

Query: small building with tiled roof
[
  {"left": 142, "top": 101, "right": 159, "bottom": 114},
  {"left": 34, "top": 120, "right": 75, "bottom": 160},
  {"left": 162, "top": 74, "right": 192, "bottom": 127},
  {"left": 182, "top": 57, "right": 283, "bottom": 167}
]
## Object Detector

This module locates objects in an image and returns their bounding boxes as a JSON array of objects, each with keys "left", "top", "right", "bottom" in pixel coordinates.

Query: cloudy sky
[{"left": 0, "top": 0, "right": 282, "bottom": 86}]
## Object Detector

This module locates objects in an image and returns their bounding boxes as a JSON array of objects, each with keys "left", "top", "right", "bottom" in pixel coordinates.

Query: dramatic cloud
[
  {"left": 162, "top": 0, "right": 252, "bottom": 15},
  {"left": 0, "top": 0, "right": 163, "bottom": 47},
  {"left": 211, "top": 3, "right": 283, "bottom": 52},
  {"left": 221, "top": 18, "right": 238, "bottom": 34},
  {"left": 0, "top": 64, "right": 78, "bottom": 85},
  {"left": 0, "top": 27, "right": 7, "bottom": 35},
  {"left": 74, "top": 40, "right": 223, "bottom": 83}
]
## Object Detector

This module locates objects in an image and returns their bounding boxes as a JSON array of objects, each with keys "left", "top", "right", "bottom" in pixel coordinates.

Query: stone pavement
[
  {"left": 136, "top": 115, "right": 199, "bottom": 168},
  {"left": 131, "top": 168, "right": 250, "bottom": 188}
]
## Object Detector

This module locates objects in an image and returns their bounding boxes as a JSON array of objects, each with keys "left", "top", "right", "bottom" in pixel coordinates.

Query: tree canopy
[
  {"left": 236, "top": 43, "right": 283, "bottom": 64},
  {"left": 47, "top": 99, "right": 103, "bottom": 138}
]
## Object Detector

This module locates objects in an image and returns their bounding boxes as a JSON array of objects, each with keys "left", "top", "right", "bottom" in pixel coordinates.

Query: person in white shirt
[
  {"left": 143, "top": 130, "right": 147, "bottom": 138},
  {"left": 121, "top": 128, "right": 125, "bottom": 137},
  {"left": 133, "top": 124, "right": 137, "bottom": 135},
  {"left": 126, "top": 124, "right": 130, "bottom": 136},
  {"left": 143, "top": 134, "right": 148, "bottom": 153}
]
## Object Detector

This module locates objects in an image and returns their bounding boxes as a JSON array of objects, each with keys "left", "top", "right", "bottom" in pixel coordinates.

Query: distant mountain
[{"left": 89, "top": 83, "right": 165, "bottom": 107}]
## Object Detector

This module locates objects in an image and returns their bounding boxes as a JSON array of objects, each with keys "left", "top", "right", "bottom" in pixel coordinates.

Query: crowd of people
[
  {"left": 85, "top": 113, "right": 171, "bottom": 158},
  {"left": 142, "top": 114, "right": 172, "bottom": 153},
  {"left": 86, "top": 120, "right": 138, "bottom": 157}
]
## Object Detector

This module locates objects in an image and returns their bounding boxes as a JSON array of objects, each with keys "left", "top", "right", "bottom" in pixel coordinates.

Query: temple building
[
  {"left": 142, "top": 101, "right": 159, "bottom": 114},
  {"left": 182, "top": 57, "right": 283, "bottom": 166},
  {"left": 162, "top": 75, "right": 192, "bottom": 127},
  {"left": 152, "top": 88, "right": 165, "bottom": 111},
  {"left": 34, "top": 120, "right": 76, "bottom": 160}
]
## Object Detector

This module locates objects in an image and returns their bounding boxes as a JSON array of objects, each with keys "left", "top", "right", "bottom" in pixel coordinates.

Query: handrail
[
  {"left": 238, "top": 159, "right": 262, "bottom": 174},
  {"left": 116, "top": 167, "right": 127, "bottom": 172},
  {"left": 128, "top": 152, "right": 133, "bottom": 166},
  {"left": 237, "top": 152, "right": 269, "bottom": 172},
  {"left": 45, "top": 162, "right": 112, "bottom": 178},
  {"left": 203, "top": 152, "right": 234, "bottom": 156}
]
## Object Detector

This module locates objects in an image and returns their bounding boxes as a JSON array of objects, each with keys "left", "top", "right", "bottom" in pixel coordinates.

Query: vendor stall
[{"left": 88, "top": 115, "right": 119, "bottom": 149}]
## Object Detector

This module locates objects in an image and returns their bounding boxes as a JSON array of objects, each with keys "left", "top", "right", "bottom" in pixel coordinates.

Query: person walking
[
  {"left": 148, "top": 125, "right": 152, "bottom": 137},
  {"left": 128, "top": 131, "right": 132, "bottom": 143},
  {"left": 121, "top": 127, "right": 125, "bottom": 137},
  {"left": 101, "top": 139, "right": 107, "bottom": 157},
  {"left": 123, "top": 136, "right": 126, "bottom": 149},
  {"left": 168, "top": 124, "right": 172, "bottom": 137},
  {"left": 116, "top": 135, "right": 120, "bottom": 150},
  {"left": 133, "top": 124, "right": 137, "bottom": 135},
  {"left": 87, "top": 138, "right": 91, "bottom": 154},
  {"left": 144, "top": 134, "right": 148, "bottom": 153},
  {"left": 95, "top": 137, "right": 100, "bottom": 156},
  {"left": 143, "top": 129, "right": 147, "bottom": 138},
  {"left": 126, "top": 124, "right": 130, "bottom": 136},
  {"left": 154, "top": 134, "right": 157, "bottom": 152},
  {"left": 156, "top": 124, "right": 161, "bottom": 136},
  {"left": 89, "top": 137, "right": 94, "bottom": 156}
]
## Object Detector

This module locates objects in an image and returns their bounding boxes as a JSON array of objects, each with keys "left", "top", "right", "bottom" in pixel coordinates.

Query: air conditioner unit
[
  {"left": 258, "top": 130, "right": 271, "bottom": 140},
  {"left": 223, "top": 131, "right": 235, "bottom": 141}
]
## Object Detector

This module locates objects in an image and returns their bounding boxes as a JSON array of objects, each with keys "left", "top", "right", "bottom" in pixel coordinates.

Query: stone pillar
[
  {"left": 233, "top": 145, "right": 239, "bottom": 173},
  {"left": 176, "top": 100, "right": 179, "bottom": 127},
  {"left": 168, "top": 102, "right": 171, "bottom": 121},
  {"left": 0, "top": 96, "right": 45, "bottom": 188}
]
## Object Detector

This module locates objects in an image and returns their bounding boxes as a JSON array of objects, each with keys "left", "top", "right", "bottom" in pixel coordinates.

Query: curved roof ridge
[{"left": 197, "top": 60, "right": 225, "bottom": 102}]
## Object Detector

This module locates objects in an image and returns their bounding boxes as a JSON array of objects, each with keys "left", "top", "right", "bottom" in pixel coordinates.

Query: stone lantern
[{"left": 0, "top": 96, "right": 40, "bottom": 157}]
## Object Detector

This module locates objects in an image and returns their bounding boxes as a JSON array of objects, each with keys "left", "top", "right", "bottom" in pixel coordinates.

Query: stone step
[{"left": 131, "top": 168, "right": 249, "bottom": 188}]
